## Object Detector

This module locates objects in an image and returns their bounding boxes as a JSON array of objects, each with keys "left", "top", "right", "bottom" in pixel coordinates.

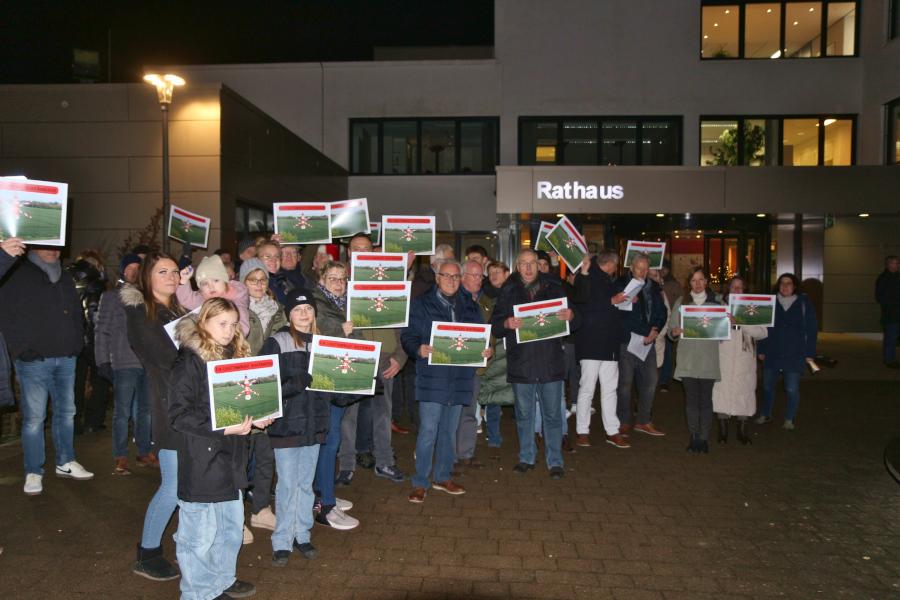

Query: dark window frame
[
  {"left": 699, "top": 114, "right": 857, "bottom": 165},
  {"left": 349, "top": 117, "right": 499, "bottom": 176},
  {"left": 887, "top": 97, "right": 900, "bottom": 165},
  {"left": 700, "top": 0, "right": 860, "bottom": 60},
  {"left": 892, "top": 0, "right": 900, "bottom": 40},
  {"left": 517, "top": 115, "right": 684, "bottom": 166}
]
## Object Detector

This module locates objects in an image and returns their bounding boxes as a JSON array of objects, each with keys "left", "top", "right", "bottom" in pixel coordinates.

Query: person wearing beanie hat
[
  {"left": 119, "top": 254, "right": 142, "bottom": 285},
  {"left": 282, "top": 289, "right": 317, "bottom": 318},
  {"left": 238, "top": 258, "right": 267, "bottom": 285},
  {"left": 176, "top": 255, "right": 251, "bottom": 337}
]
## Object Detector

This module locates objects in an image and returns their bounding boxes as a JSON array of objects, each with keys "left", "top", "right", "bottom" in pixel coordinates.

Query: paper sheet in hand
[
  {"left": 168, "top": 205, "right": 211, "bottom": 248},
  {"left": 626, "top": 332, "right": 653, "bottom": 361},
  {"left": 615, "top": 278, "right": 645, "bottom": 311},
  {"left": 428, "top": 322, "right": 490, "bottom": 367},
  {"left": 207, "top": 355, "right": 283, "bottom": 430},
  {"left": 513, "top": 297, "right": 570, "bottom": 344},
  {"left": 308, "top": 335, "right": 382, "bottom": 395},
  {"left": 273, "top": 202, "right": 331, "bottom": 244}
]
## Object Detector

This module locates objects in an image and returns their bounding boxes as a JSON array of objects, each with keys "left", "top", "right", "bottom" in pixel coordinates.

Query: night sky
[{"left": 1, "top": 1, "right": 494, "bottom": 84}]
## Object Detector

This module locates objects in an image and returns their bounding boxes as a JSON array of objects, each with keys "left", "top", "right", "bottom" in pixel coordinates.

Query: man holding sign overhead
[{"left": 491, "top": 249, "right": 578, "bottom": 480}]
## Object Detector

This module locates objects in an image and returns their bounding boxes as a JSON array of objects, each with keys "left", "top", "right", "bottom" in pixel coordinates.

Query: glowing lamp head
[{"left": 143, "top": 73, "right": 185, "bottom": 105}]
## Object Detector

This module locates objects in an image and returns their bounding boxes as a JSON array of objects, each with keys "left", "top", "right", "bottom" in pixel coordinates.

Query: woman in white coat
[{"left": 713, "top": 277, "right": 768, "bottom": 445}]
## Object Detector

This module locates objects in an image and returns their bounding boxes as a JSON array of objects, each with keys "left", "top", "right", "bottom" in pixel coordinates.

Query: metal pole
[{"left": 161, "top": 104, "right": 170, "bottom": 254}]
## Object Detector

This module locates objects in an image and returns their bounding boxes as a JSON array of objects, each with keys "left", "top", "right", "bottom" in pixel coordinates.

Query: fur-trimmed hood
[
  {"left": 119, "top": 283, "right": 144, "bottom": 307},
  {"left": 174, "top": 313, "right": 214, "bottom": 361}
]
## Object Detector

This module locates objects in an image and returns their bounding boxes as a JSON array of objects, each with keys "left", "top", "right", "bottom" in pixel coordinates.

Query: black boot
[
  {"left": 717, "top": 418, "right": 729, "bottom": 444},
  {"left": 686, "top": 435, "right": 699, "bottom": 453},
  {"left": 737, "top": 419, "right": 752, "bottom": 445},
  {"left": 133, "top": 543, "right": 180, "bottom": 581}
]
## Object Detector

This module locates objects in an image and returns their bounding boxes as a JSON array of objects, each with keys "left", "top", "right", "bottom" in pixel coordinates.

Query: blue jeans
[
  {"left": 112, "top": 368, "right": 151, "bottom": 458},
  {"left": 534, "top": 397, "right": 568, "bottom": 437},
  {"left": 513, "top": 382, "right": 564, "bottom": 469},
  {"left": 659, "top": 337, "right": 674, "bottom": 385},
  {"left": 15, "top": 357, "right": 77, "bottom": 475},
  {"left": 884, "top": 322, "right": 899, "bottom": 363},
  {"left": 273, "top": 445, "right": 320, "bottom": 552},
  {"left": 412, "top": 402, "right": 462, "bottom": 489},
  {"left": 761, "top": 369, "right": 801, "bottom": 422},
  {"left": 315, "top": 404, "right": 345, "bottom": 508},
  {"left": 141, "top": 448, "right": 178, "bottom": 548},
  {"left": 175, "top": 496, "right": 243, "bottom": 600},
  {"left": 485, "top": 404, "right": 502, "bottom": 448}
]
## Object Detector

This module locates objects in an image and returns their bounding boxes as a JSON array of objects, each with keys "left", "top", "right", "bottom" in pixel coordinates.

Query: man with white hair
[{"left": 412, "top": 243, "right": 455, "bottom": 298}]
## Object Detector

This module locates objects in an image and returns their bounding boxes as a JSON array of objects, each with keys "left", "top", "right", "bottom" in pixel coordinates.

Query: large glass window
[
  {"left": 825, "top": 2, "right": 856, "bottom": 56},
  {"left": 521, "top": 117, "right": 681, "bottom": 165},
  {"left": 421, "top": 120, "right": 455, "bottom": 174},
  {"left": 521, "top": 121, "right": 558, "bottom": 165},
  {"left": 889, "top": 99, "right": 900, "bottom": 165},
  {"left": 744, "top": 3, "right": 782, "bottom": 58},
  {"left": 702, "top": 5, "right": 740, "bottom": 58},
  {"left": 382, "top": 121, "right": 418, "bottom": 174},
  {"left": 701, "top": 1, "right": 857, "bottom": 59},
  {"left": 562, "top": 120, "right": 599, "bottom": 165},
  {"left": 641, "top": 121, "right": 681, "bottom": 166},
  {"left": 701, "top": 116, "right": 853, "bottom": 166},
  {"left": 893, "top": 0, "right": 900, "bottom": 40},
  {"left": 350, "top": 121, "right": 378, "bottom": 174},
  {"left": 782, "top": 118, "right": 819, "bottom": 165},
  {"left": 460, "top": 120, "right": 497, "bottom": 173},
  {"left": 350, "top": 117, "right": 497, "bottom": 175},
  {"left": 701, "top": 120, "right": 740, "bottom": 165}
]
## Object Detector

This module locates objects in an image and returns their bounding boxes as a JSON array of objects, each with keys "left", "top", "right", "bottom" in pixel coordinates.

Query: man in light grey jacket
[{"left": 94, "top": 253, "right": 155, "bottom": 475}]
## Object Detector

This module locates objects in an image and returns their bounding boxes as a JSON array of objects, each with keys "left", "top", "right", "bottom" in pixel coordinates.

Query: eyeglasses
[
  {"left": 246, "top": 277, "right": 267, "bottom": 285},
  {"left": 437, "top": 273, "right": 461, "bottom": 281},
  {"left": 325, "top": 276, "right": 348, "bottom": 284}
]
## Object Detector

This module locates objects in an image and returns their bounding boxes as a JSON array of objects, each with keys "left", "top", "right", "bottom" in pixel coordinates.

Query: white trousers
[{"left": 576, "top": 359, "right": 620, "bottom": 436}]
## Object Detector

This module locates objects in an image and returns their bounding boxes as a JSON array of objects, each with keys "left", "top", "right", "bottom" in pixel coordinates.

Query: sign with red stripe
[
  {"left": 515, "top": 299, "right": 564, "bottom": 313},
  {"left": 213, "top": 358, "right": 275, "bottom": 374},
  {"left": 624, "top": 240, "right": 666, "bottom": 269},
  {"left": 0, "top": 176, "right": 69, "bottom": 246},
  {"left": 0, "top": 180, "right": 59, "bottom": 194},
  {"left": 308, "top": 335, "right": 383, "bottom": 395},
  {"left": 436, "top": 324, "right": 489, "bottom": 333},
  {"left": 350, "top": 282, "right": 408, "bottom": 292},
  {"left": 356, "top": 254, "right": 404, "bottom": 262},
  {"left": 206, "top": 353, "right": 283, "bottom": 430},
  {"left": 683, "top": 306, "right": 727, "bottom": 313},
  {"left": 318, "top": 338, "right": 378, "bottom": 352},
  {"left": 381, "top": 215, "right": 436, "bottom": 256},
  {"left": 428, "top": 321, "right": 491, "bottom": 367},
  {"left": 168, "top": 204, "right": 211, "bottom": 248},
  {"left": 512, "top": 296, "right": 570, "bottom": 344},
  {"left": 173, "top": 207, "right": 207, "bottom": 224}
]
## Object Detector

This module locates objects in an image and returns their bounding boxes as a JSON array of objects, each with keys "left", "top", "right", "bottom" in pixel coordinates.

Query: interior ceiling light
[
  {"left": 766, "top": 7, "right": 772, "bottom": 13},
  {"left": 793, "top": 20, "right": 799, "bottom": 25},
  {"left": 809, "top": 6, "right": 815, "bottom": 11},
  {"left": 714, "top": 22, "right": 719, "bottom": 27},
  {"left": 858, "top": 213, "right": 869, "bottom": 218},
  {"left": 655, "top": 213, "right": 665, "bottom": 217},
  {"left": 824, "top": 118, "right": 836, "bottom": 126},
  {"left": 725, "top": 8, "right": 730, "bottom": 14},
  {"left": 756, "top": 213, "right": 766, "bottom": 218},
  {"left": 770, "top": 50, "right": 782, "bottom": 58}
]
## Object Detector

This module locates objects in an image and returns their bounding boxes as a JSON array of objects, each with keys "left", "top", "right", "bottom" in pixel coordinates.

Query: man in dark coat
[
  {"left": 875, "top": 255, "right": 900, "bottom": 368},
  {"left": 573, "top": 250, "right": 630, "bottom": 449},
  {"left": 616, "top": 253, "right": 667, "bottom": 438},
  {"left": 0, "top": 245, "right": 94, "bottom": 495},
  {"left": 402, "top": 259, "right": 488, "bottom": 503},
  {"left": 490, "top": 249, "right": 578, "bottom": 480}
]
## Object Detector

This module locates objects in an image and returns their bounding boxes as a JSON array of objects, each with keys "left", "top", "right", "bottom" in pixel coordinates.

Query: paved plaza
[{"left": 1, "top": 334, "right": 898, "bottom": 600}]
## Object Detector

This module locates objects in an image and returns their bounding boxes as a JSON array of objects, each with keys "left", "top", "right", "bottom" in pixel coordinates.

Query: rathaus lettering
[{"left": 536, "top": 181, "right": 624, "bottom": 200}]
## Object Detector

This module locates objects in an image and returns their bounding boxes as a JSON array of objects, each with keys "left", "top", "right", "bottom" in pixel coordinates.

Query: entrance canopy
[{"left": 497, "top": 166, "right": 900, "bottom": 215}]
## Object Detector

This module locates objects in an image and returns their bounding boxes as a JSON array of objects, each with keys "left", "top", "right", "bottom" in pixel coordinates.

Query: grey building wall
[{"left": 0, "top": 83, "right": 222, "bottom": 265}]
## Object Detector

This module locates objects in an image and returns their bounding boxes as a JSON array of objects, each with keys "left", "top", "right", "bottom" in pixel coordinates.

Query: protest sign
[
  {"left": 513, "top": 297, "right": 570, "bottom": 344},
  {"left": 368, "top": 222, "right": 381, "bottom": 246},
  {"left": 308, "top": 335, "right": 381, "bottom": 395},
  {"left": 273, "top": 203, "right": 331, "bottom": 244},
  {"left": 0, "top": 177, "right": 68, "bottom": 246},
  {"left": 534, "top": 221, "right": 555, "bottom": 253},
  {"left": 680, "top": 305, "right": 731, "bottom": 340},
  {"left": 428, "top": 322, "right": 491, "bottom": 367},
  {"left": 728, "top": 294, "right": 776, "bottom": 327},
  {"left": 351, "top": 252, "right": 407, "bottom": 282},
  {"left": 330, "top": 198, "right": 371, "bottom": 238},
  {"left": 347, "top": 281, "right": 411, "bottom": 328},
  {"left": 168, "top": 205, "right": 211, "bottom": 248},
  {"left": 624, "top": 240, "right": 666, "bottom": 269},
  {"left": 207, "top": 355, "right": 282, "bottom": 430},
  {"left": 546, "top": 216, "right": 588, "bottom": 272},
  {"left": 381, "top": 215, "right": 436, "bottom": 255}
]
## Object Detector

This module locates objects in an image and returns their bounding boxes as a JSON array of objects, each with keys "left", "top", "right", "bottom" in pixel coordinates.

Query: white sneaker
[
  {"left": 324, "top": 507, "right": 359, "bottom": 530},
  {"left": 335, "top": 497, "right": 354, "bottom": 512},
  {"left": 250, "top": 506, "right": 276, "bottom": 530},
  {"left": 782, "top": 420, "right": 795, "bottom": 430},
  {"left": 243, "top": 525, "right": 254, "bottom": 545},
  {"left": 55, "top": 461, "right": 93, "bottom": 480},
  {"left": 24, "top": 473, "right": 43, "bottom": 495}
]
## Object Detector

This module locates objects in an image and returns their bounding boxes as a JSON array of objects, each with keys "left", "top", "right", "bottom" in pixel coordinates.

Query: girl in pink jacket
[{"left": 177, "top": 255, "right": 250, "bottom": 336}]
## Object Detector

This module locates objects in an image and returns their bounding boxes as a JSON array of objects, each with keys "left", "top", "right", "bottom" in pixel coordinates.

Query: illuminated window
[
  {"left": 825, "top": 3, "right": 856, "bottom": 56},
  {"left": 782, "top": 119, "right": 819, "bottom": 165},
  {"left": 744, "top": 3, "right": 781, "bottom": 58},
  {"left": 889, "top": 98, "right": 900, "bottom": 164},
  {"left": 702, "top": 5, "right": 740, "bottom": 58}
]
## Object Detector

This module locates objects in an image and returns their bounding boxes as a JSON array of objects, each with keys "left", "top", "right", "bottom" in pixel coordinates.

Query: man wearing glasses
[{"left": 402, "top": 259, "right": 490, "bottom": 503}]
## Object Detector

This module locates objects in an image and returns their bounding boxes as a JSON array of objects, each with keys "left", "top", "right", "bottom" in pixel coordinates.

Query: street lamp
[{"left": 144, "top": 73, "right": 185, "bottom": 253}]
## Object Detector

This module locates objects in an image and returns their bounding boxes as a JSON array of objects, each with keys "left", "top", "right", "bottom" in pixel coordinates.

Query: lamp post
[{"left": 143, "top": 73, "right": 185, "bottom": 253}]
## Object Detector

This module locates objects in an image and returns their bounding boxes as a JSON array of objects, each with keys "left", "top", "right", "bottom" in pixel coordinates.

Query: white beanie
[{"left": 195, "top": 255, "right": 228, "bottom": 284}]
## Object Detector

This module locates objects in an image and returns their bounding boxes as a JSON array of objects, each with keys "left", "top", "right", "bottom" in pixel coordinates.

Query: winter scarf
[
  {"left": 318, "top": 283, "right": 346, "bottom": 311},
  {"left": 27, "top": 251, "right": 61, "bottom": 283},
  {"left": 249, "top": 295, "right": 279, "bottom": 331}
]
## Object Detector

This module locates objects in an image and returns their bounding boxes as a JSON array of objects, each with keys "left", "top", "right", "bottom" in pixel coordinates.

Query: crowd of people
[{"left": 8, "top": 232, "right": 896, "bottom": 600}]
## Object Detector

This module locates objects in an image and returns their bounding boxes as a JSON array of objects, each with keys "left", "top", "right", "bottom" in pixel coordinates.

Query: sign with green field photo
[
  {"left": 381, "top": 215, "right": 435, "bottom": 255},
  {"left": 274, "top": 202, "right": 331, "bottom": 244},
  {"left": 513, "top": 297, "right": 570, "bottom": 345},
  {"left": 206, "top": 355, "right": 283, "bottom": 430},
  {"left": 680, "top": 305, "right": 731, "bottom": 340},
  {"left": 347, "top": 281, "right": 411, "bottom": 328},
  {"left": 369, "top": 222, "right": 381, "bottom": 246},
  {"left": 534, "top": 221, "right": 555, "bottom": 253},
  {"left": 168, "top": 205, "right": 211, "bottom": 248},
  {"left": 351, "top": 252, "right": 407, "bottom": 282},
  {"left": 0, "top": 177, "right": 68, "bottom": 246},
  {"left": 728, "top": 294, "right": 775, "bottom": 327},
  {"left": 428, "top": 322, "right": 491, "bottom": 367},
  {"left": 308, "top": 335, "right": 382, "bottom": 395},
  {"left": 330, "top": 198, "right": 371, "bottom": 238},
  {"left": 546, "top": 216, "right": 588, "bottom": 272},
  {"left": 624, "top": 240, "right": 666, "bottom": 269}
]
